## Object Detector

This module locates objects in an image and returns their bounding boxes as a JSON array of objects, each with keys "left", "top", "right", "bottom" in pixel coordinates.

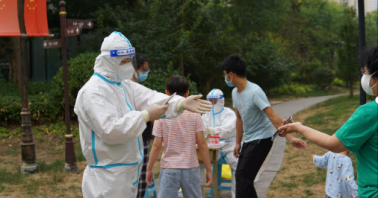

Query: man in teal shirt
[{"left": 279, "top": 47, "right": 378, "bottom": 198}]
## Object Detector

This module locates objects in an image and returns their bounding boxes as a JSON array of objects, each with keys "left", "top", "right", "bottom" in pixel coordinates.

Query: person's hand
[
  {"left": 178, "top": 95, "right": 212, "bottom": 114},
  {"left": 278, "top": 122, "right": 302, "bottom": 137},
  {"left": 205, "top": 171, "right": 213, "bottom": 187},
  {"left": 311, "top": 154, "right": 315, "bottom": 160},
  {"left": 146, "top": 170, "right": 154, "bottom": 185},
  {"left": 289, "top": 137, "right": 307, "bottom": 150},
  {"left": 143, "top": 104, "right": 169, "bottom": 122},
  {"left": 204, "top": 127, "right": 215, "bottom": 135},
  {"left": 233, "top": 143, "right": 241, "bottom": 158}
]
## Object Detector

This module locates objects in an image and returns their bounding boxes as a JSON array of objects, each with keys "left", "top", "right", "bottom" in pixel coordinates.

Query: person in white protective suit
[
  {"left": 200, "top": 88, "right": 238, "bottom": 198},
  {"left": 74, "top": 31, "right": 212, "bottom": 198}
]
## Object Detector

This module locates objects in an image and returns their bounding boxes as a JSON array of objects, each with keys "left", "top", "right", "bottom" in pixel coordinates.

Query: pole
[
  {"left": 19, "top": 0, "right": 38, "bottom": 174},
  {"left": 358, "top": 0, "right": 366, "bottom": 105},
  {"left": 59, "top": 1, "right": 79, "bottom": 173}
]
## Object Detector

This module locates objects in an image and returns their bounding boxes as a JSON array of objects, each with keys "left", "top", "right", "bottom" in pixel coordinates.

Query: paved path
[
  {"left": 254, "top": 94, "right": 345, "bottom": 198},
  {"left": 153, "top": 94, "right": 346, "bottom": 198}
]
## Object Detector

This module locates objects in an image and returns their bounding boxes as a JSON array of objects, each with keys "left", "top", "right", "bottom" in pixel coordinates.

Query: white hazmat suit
[
  {"left": 74, "top": 32, "right": 206, "bottom": 197},
  {"left": 201, "top": 88, "right": 238, "bottom": 198}
]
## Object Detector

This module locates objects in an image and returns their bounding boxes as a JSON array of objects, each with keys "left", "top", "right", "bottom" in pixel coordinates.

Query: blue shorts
[{"left": 158, "top": 167, "right": 201, "bottom": 198}]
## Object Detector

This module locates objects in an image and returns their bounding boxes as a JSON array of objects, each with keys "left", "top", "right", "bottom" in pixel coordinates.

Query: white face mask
[
  {"left": 361, "top": 71, "right": 377, "bottom": 96},
  {"left": 117, "top": 62, "right": 134, "bottom": 80}
]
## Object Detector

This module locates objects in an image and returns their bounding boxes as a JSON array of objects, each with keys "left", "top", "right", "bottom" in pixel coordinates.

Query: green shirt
[{"left": 335, "top": 101, "right": 378, "bottom": 198}]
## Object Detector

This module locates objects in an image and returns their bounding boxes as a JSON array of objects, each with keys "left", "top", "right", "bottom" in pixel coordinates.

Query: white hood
[
  {"left": 94, "top": 31, "right": 134, "bottom": 82},
  {"left": 207, "top": 89, "right": 224, "bottom": 113}
]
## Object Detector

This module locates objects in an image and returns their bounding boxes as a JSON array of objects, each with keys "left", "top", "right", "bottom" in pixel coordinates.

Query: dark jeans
[{"left": 235, "top": 137, "right": 273, "bottom": 198}]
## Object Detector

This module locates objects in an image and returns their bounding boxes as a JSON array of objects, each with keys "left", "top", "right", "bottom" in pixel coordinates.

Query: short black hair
[
  {"left": 166, "top": 75, "right": 189, "bottom": 96},
  {"left": 365, "top": 46, "right": 378, "bottom": 78},
  {"left": 136, "top": 53, "right": 149, "bottom": 69},
  {"left": 220, "top": 54, "right": 246, "bottom": 77}
]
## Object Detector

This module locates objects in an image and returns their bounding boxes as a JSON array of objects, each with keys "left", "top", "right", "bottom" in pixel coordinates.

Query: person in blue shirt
[
  {"left": 220, "top": 54, "right": 307, "bottom": 198},
  {"left": 312, "top": 150, "right": 358, "bottom": 198}
]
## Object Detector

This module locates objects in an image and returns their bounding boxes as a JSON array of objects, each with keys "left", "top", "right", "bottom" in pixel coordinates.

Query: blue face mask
[
  {"left": 225, "top": 74, "right": 234, "bottom": 87},
  {"left": 137, "top": 72, "right": 149, "bottom": 82}
]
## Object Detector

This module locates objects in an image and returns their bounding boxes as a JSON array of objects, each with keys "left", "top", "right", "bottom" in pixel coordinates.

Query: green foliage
[
  {"left": 332, "top": 77, "right": 345, "bottom": 87},
  {"left": 311, "top": 68, "right": 334, "bottom": 90},
  {"left": 337, "top": 7, "right": 359, "bottom": 96},
  {"left": 245, "top": 37, "right": 294, "bottom": 91},
  {"left": 269, "top": 83, "right": 312, "bottom": 95},
  {"left": 50, "top": 52, "right": 98, "bottom": 118},
  {"left": 141, "top": 63, "right": 198, "bottom": 94},
  {"left": 0, "top": 93, "right": 60, "bottom": 126},
  {"left": 366, "top": 11, "right": 378, "bottom": 47},
  {"left": 298, "top": 61, "right": 321, "bottom": 83}
]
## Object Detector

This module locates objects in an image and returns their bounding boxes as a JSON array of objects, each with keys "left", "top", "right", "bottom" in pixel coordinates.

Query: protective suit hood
[
  {"left": 207, "top": 89, "right": 224, "bottom": 113},
  {"left": 94, "top": 31, "right": 135, "bottom": 82}
]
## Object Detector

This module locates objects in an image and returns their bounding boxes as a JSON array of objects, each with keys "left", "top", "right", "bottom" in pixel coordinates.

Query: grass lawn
[
  {"left": 267, "top": 85, "right": 357, "bottom": 103},
  {"left": 266, "top": 95, "right": 367, "bottom": 198},
  {"left": 0, "top": 124, "right": 85, "bottom": 197}
]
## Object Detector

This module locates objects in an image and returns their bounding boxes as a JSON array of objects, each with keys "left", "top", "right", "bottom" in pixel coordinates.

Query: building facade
[{"left": 330, "top": 0, "right": 378, "bottom": 14}]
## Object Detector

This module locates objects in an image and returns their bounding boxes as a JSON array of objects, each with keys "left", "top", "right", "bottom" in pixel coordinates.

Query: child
[
  {"left": 312, "top": 150, "right": 358, "bottom": 198},
  {"left": 146, "top": 75, "right": 213, "bottom": 198}
]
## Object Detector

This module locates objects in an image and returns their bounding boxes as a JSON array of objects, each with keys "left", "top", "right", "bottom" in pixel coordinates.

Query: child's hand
[
  {"left": 311, "top": 154, "right": 315, "bottom": 160},
  {"left": 146, "top": 170, "right": 154, "bottom": 185},
  {"left": 206, "top": 172, "right": 213, "bottom": 187}
]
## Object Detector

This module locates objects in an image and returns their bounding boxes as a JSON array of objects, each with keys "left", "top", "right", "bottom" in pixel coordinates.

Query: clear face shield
[
  {"left": 209, "top": 99, "right": 218, "bottom": 105},
  {"left": 110, "top": 47, "right": 137, "bottom": 80}
]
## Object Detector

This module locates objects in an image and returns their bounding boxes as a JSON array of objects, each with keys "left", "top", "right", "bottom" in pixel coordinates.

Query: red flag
[
  {"left": 24, "top": 0, "right": 49, "bottom": 37},
  {"left": 0, "top": 0, "right": 21, "bottom": 36}
]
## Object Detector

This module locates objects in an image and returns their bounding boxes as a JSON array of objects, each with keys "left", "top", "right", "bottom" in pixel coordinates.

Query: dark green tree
[{"left": 337, "top": 7, "right": 359, "bottom": 97}]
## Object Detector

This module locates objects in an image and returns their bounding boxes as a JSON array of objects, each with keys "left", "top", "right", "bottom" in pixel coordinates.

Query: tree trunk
[
  {"left": 178, "top": 52, "right": 184, "bottom": 75},
  {"left": 349, "top": 80, "right": 354, "bottom": 97},
  {"left": 10, "top": 37, "right": 22, "bottom": 91}
]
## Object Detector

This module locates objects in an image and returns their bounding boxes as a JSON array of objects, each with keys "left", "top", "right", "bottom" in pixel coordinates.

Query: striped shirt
[{"left": 153, "top": 111, "right": 206, "bottom": 169}]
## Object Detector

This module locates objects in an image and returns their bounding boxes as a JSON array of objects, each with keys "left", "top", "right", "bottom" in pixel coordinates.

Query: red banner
[
  {"left": 24, "top": 0, "right": 49, "bottom": 37},
  {"left": 0, "top": 0, "right": 21, "bottom": 36}
]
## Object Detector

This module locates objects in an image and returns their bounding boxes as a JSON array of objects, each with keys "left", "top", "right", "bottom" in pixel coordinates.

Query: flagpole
[
  {"left": 59, "top": 0, "right": 79, "bottom": 173},
  {"left": 19, "top": 0, "right": 38, "bottom": 174}
]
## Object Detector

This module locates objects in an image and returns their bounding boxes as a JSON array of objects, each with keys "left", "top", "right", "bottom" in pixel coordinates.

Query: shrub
[
  {"left": 0, "top": 93, "right": 60, "bottom": 126},
  {"left": 311, "top": 68, "right": 334, "bottom": 90},
  {"left": 141, "top": 62, "right": 198, "bottom": 94},
  {"left": 332, "top": 77, "right": 345, "bottom": 87},
  {"left": 50, "top": 52, "right": 99, "bottom": 119},
  {"left": 245, "top": 38, "right": 294, "bottom": 91},
  {"left": 298, "top": 61, "right": 321, "bottom": 83},
  {"left": 269, "top": 83, "right": 312, "bottom": 95}
]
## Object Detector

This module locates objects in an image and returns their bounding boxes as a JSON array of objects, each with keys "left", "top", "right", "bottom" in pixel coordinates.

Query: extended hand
[
  {"left": 178, "top": 95, "right": 212, "bottom": 114},
  {"left": 278, "top": 122, "right": 302, "bottom": 137},
  {"left": 289, "top": 137, "right": 307, "bottom": 150},
  {"left": 144, "top": 104, "right": 169, "bottom": 122}
]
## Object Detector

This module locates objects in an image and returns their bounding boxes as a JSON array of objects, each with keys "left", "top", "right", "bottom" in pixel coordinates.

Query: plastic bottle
[
  {"left": 215, "top": 134, "right": 220, "bottom": 145},
  {"left": 209, "top": 136, "right": 214, "bottom": 145}
]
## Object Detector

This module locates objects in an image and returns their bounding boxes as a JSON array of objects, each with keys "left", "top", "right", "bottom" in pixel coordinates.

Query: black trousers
[
  {"left": 136, "top": 140, "right": 150, "bottom": 198},
  {"left": 235, "top": 137, "right": 273, "bottom": 198}
]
